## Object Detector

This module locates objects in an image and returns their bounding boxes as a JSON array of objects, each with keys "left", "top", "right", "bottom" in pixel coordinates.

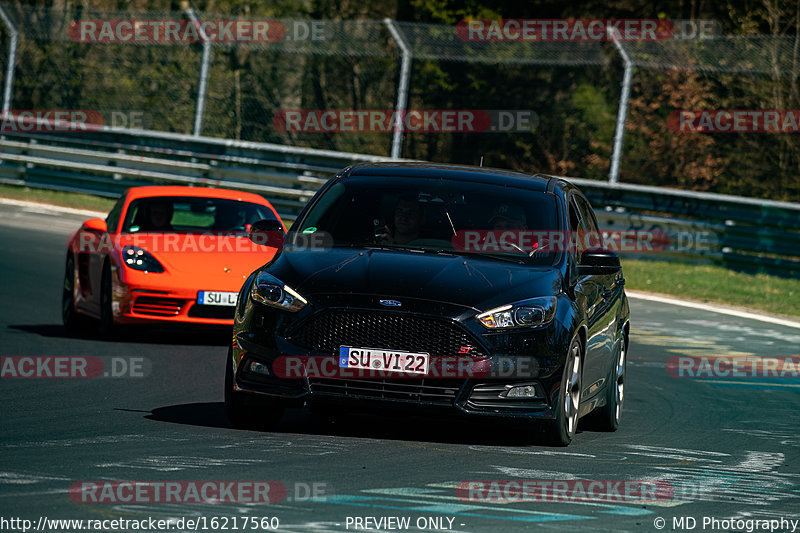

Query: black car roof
[{"left": 346, "top": 162, "right": 552, "bottom": 192}]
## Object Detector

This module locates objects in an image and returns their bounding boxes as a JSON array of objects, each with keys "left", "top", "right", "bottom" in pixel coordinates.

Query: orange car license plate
[{"left": 197, "top": 291, "right": 238, "bottom": 306}]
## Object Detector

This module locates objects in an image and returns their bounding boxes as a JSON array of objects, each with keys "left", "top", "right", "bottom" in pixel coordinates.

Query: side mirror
[
  {"left": 577, "top": 248, "right": 621, "bottom": 276},
  {"left": 82, "top": 218, "right": 107, "bottom": 233},
  {"left": 249, "top": 219, "right": 285, "bottom": 249}
]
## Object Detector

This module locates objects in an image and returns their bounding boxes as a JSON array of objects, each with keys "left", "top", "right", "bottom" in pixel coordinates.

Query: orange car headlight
[{"left": 122, "top": 245, "right": 164, "bottom": 273}]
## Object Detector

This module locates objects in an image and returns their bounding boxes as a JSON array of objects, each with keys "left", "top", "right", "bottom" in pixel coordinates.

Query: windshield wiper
[
  {"left": 440, "top": 249, "right": 530, "bottom": 264},
  {"left": 339, "top": 243, "right": 535, "bottom": 265}
]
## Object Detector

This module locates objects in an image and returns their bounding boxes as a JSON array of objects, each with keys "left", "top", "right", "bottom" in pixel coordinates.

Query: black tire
[
  {"left": 224, "top": 347, "right": 284, "bottom": 429},
  {"left": 97, "top": 261, "right": 115, "bottom": 338},
  {"left": 62, "top": 255, "right": 83, "bottom": 330},
  {"left": 548, "top": 336, "right": 583, "bottom": 446},
  {"left": 591, "top": 335, "right": 627, "bottom": 431}
]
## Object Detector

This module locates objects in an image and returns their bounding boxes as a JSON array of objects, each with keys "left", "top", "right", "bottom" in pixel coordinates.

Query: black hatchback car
[{"left": 225, "top": 162, "right": 630, "bottom": 445}]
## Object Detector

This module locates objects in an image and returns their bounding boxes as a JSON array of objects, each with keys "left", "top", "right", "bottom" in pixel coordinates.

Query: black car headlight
[
  {"left": 121, "top": 245, "right": 164, "bottom": 273},
  {"left": 250, "top": 272, "right": 308, "bottom": 312},
  {"left": 476, "top": 296, "right": 557, "bottom": 329}
]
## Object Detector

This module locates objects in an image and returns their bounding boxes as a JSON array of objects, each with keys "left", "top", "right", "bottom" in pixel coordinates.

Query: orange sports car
[{"left": 63, "top": 186, "right": 285, "bottom": 332}]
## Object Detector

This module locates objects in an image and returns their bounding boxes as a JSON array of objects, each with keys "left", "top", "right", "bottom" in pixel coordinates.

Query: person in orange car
[
  {"left": 135, "top": 200, "right": 174, "bottom": 232},
  {"left": 62, "top": 186, "right": 285, "bottom": 334}
]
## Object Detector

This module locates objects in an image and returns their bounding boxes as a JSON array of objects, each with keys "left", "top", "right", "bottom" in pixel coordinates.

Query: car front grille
[
  {"left": 188, "top": 304, "right": 235, "bottom": 319},
  {"left": 132, "top": 296, "right": 185, "bottom": 317},
  {"left": 287, "top": 309, "right": 486, "bottom": 358},
  {"left": 309, "top": 378, "right": 463, "bottom": 406}
]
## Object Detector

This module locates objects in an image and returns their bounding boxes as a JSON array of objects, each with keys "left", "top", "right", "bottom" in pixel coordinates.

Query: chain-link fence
[
  {"left": 620, "top": 35, "right": 799, "bottom": 199},
  {"left": 0, "top": 4, "right": 203, "bottom": 132},
  {"left": 0, "top": 3, "right": 797, "bottom": 200}
]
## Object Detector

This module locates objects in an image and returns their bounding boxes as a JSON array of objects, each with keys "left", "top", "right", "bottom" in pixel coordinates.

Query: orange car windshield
[{"left": 121, "top": 196, "right": 278, "bottom": 234}]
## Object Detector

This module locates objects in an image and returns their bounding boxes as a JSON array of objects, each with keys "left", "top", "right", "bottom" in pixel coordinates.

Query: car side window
[
  {"left": 575, "top": 195, "right": 599, "bottom": 233},
  {"left": 569, "top": 197, "right": 587, "bottom": 263},
  {"left": 568, "top": 198, "right": 584, "bottom": 233},
  {"left": 105, "top": 195, "right": 126, "bottom": 233}
]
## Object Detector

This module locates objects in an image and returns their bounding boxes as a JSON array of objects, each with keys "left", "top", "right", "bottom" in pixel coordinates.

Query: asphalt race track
[{"left": 1, "top": 201, "right": 799, "bottom": 532}]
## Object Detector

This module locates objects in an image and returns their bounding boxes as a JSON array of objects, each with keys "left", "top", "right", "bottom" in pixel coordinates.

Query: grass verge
[
  {"left": 0, "top": 183, "right": 115, "bottom": 213},
  {"left": 622, "top": 258, "right": 800, "bottom": 319}
]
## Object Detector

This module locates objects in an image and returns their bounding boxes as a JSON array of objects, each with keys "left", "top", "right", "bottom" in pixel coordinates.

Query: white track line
[
  {"left": 0, "top": 197, "right": 106, "bottom": 218},
  {"left": 627, "top": 290, "right": 800, "bottom": 330}
]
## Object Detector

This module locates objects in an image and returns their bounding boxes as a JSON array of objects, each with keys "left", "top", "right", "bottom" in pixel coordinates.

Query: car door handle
[{"left": 616, "top": 278, "right": 626, "bottom": 287}]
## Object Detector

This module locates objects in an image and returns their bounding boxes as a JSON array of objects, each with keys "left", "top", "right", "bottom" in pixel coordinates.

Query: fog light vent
[
  {"left": 249, "top": 361, "right": 270, "bottom": 376},
  {"left": 504, "top": 384, "right": 539, "bottom": 398}
]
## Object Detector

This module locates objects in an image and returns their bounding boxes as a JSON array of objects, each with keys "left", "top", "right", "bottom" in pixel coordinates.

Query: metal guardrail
[
  {"left": 572, "top": 178, "right": 800, "bottom": 276},
  {"left": 1, "top": 125, "right": 798, "bottom": 277},
  {"left": 0, "top": 125, "right": 399, "bottom": 219}
]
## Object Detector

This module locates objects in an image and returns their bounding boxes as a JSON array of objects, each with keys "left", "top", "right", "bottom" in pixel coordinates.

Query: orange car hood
[{"left": 116, "top": 233, "right": 276, "bottom": 288}]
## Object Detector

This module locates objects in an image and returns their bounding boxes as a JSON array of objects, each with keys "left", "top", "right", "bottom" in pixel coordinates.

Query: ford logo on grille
[{"left": 379, "top": 299, "right": 402, "bottom": 307}]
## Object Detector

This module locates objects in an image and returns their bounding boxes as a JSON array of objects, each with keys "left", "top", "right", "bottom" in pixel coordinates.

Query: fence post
[
  {"left": 608, "top": 31, "right": 634, "bottom": 185},
  {"left": 0, "top": 4, "right": 18, "bottom": 114},
  {"left": 384, "top": 19, "right": 412, "bottom": 159},
  {"left": 185, "top": 8, "right": 211, "bottom": 137}
]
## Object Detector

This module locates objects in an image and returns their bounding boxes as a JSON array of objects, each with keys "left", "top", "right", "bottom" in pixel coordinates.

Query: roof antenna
[{"left": 479, "top": 156, "right": 484, "bottom": 167}]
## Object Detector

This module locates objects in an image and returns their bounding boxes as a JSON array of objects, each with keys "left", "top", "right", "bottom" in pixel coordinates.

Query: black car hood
[{"left": 268, "top": 247, "right": 562, "bottom": 311}]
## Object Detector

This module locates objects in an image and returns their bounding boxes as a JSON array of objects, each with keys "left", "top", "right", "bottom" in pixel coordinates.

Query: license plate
[
  {"left": 197, "top": 291, "right": 238, "bottom": 306},
  {"left": 339, "top": 346, "right": 430, "bottom": 375}
]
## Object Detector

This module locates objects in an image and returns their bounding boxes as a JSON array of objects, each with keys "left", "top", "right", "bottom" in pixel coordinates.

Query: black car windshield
[
  {"left": 122, "top": 196, "right": 279, "bottom": 234},
  {"left": 295, "top": 176, "right": 561, "bottom": 265}
]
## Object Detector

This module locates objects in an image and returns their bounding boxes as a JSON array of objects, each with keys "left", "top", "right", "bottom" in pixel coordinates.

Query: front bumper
[
  {"left": 112, "top": 268, "right": 239, "bottom": 326},
  {"left": 231, "top": 324, "right": 567, "bottom": 420}
]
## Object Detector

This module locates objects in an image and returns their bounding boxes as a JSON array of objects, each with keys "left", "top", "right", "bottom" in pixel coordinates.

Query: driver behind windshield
[
  {"left": 490, "top": 203, "right": 528, "bottom": 231},
  {"left": 378, "top": 194, "right": 423, "bottom": 245},
  {"left": 135, "top": 200, "right": 173, "bottom": 232}
]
